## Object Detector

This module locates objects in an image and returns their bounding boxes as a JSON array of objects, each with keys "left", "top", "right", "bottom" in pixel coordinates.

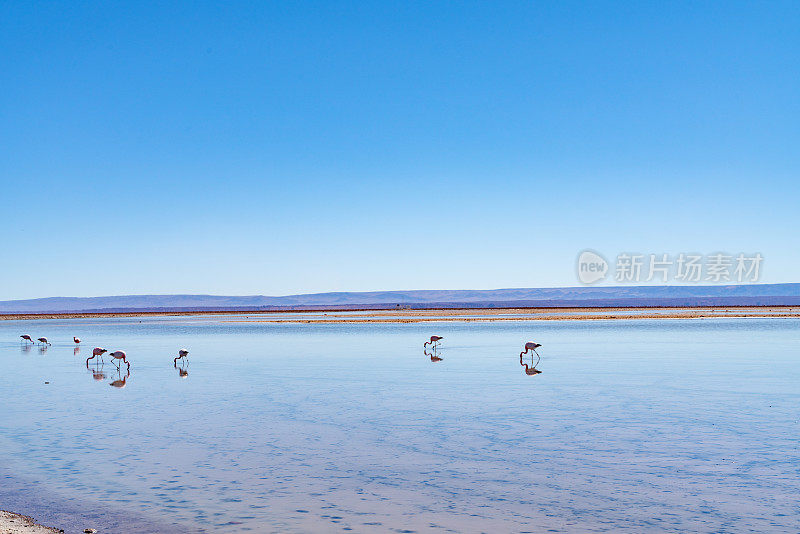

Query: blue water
[{"left": 0, "top": 317, "right": 798, "bottom": 533}]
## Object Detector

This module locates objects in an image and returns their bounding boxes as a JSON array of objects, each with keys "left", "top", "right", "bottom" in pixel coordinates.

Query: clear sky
[{"left": 1, "top": 1, "right": 798, "bottom": 300}]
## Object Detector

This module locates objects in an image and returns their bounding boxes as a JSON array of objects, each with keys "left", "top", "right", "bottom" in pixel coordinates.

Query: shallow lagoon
[{"left": 0, "top": 316, "right": 798, "bottom": 533}]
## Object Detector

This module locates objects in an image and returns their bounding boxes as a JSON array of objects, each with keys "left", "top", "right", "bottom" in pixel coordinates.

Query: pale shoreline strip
[
  {"left": 0, "top": 510, "right": 61, "bottom": 533},
  {"left": 1, "top": 307, "right": 799, "bottom": 323},
  {"left": 223, "top": 312, "right": 800, "bottom": 323}
]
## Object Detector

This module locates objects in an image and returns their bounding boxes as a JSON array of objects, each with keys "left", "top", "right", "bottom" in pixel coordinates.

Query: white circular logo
[{"left": 576, "top": 250, "right": 608, "bottom": 284}]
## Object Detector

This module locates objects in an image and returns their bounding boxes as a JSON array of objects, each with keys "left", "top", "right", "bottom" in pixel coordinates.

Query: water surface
[{"left": 0, "top": 316, "right": 798, "bottom": 533}]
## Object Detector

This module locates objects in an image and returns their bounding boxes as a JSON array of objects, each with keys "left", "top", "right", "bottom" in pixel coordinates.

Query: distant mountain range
[{"left": 1, "top": 284, "right": 799, "bottom": 313}]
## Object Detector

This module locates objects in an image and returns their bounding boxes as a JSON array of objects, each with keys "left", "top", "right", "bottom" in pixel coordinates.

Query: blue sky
[{"left": 1, "top": 1, "right": 798, "bottom": 299}]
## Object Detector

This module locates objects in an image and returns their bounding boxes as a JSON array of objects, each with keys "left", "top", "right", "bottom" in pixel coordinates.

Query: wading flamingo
[
  {"left": 520, "top": 341, "right": 543, "bottom": 375},
  {"left": 20, "top": 335, "right": 33, "bottom": 344},
  {"left": 73, "top": 337, "right": 81, "bottom": 344},
  {"left": 520, "top": 342, "right": 542, "bottom": 357},
  {"left": 423, "top": 335, "right": 443, "bottom": 349},
  {"left": 109, "top": 350, "right": 130, "bottom": 371},
  {"left": 173, "top": 349, "right": 189, "bottom": 364},
  {"left": 86, "top": 347, "right": 108, "bottom": 366},
  {"left": 37, "top": 337, "right": 50, "bottom": 346}
]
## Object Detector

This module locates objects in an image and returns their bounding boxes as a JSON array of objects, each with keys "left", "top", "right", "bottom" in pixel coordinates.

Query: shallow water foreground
[{"left": 0, "top": 316, "right": 798, "bottom": 533}]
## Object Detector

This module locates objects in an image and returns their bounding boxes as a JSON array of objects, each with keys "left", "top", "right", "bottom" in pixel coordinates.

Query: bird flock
[
  {"left": 20, "top": 331, "right": 542, "bottom": 382},
  {"left": 19, "top": 334, "right": 190, "bottom": 383}
]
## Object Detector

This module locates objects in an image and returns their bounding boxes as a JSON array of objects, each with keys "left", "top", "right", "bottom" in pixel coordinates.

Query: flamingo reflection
[
  {"left": 424, "top": 347, "right": 443, "bottom": 362},
  {"left": 109, "top": 368, "right": 130, "bottom": 388},
  {"left": 520, "top": 354, "right": 542, "bottom": 375},
  {"left": 174, "top": 361, "right": 189, "bottom": 379},
  {"left": 87, "top": 358, "right": 106, "bottom": 381}
]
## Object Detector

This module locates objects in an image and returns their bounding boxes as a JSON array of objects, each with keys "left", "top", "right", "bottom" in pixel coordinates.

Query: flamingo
[
  {"left": 20, "top": 335, "right": 33, "bottom": 344},
  {"left": 86, "top": 347, "right": 108, "bottom": 365},
  {"left": 520, "top": 342, "right": 542, "bottom": 357},
  {"left": 37, "top": 337, "right": 50, "bottom": 346},
  {"left": 109, "top": 350, "right": 130, "bottom": 371},
  {"left": 520, "top": 341, "right": 543, "bottom": 375},
  {"left": 173, "top": 349, "right": 189, "bottom": 364},
  {"left": 73, "top": 337, "right": 81, "bottom": 344},
  {"left": 423, "top": 335, "right": 443, "bottom": 349}
]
